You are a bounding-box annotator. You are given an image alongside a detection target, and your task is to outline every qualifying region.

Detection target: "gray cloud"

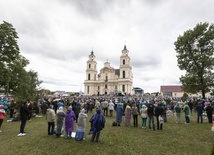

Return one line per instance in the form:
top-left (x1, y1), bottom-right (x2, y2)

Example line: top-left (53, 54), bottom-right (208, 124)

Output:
top-left (0, 0), bottom-right (213, 92)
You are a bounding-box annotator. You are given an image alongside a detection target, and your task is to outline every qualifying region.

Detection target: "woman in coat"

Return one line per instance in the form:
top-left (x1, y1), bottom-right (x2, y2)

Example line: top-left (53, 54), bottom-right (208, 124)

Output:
top-left (116, 102), bottom-right (123, 126)
top-left (183, 102), bottom-right (191, 124)
top-left (75, 109), bottom-right (88, 141)
top-left (124, 104), bottom-right (132, 127)
top-left (140, 104), bottom-right (148, 128)
top-left (65, 106), bottom-right (75, 139)
top-left (89, 108), bottom-right (105, 142)
top-left (56, 107), bottom-right (65, 137)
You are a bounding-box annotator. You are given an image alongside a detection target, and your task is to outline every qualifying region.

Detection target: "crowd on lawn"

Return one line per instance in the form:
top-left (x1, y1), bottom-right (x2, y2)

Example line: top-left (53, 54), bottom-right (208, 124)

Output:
top-left (0, 95), bottom-right (214, 141)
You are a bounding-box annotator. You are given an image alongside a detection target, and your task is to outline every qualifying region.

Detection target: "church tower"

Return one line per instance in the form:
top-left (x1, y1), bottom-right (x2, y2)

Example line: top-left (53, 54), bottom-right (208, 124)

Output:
top-left (118, 45), bottom-right (133, 94)
top-left (84, 51), bottom-right (97, 95)
top-left (84, 46), bottom-right (133, 96)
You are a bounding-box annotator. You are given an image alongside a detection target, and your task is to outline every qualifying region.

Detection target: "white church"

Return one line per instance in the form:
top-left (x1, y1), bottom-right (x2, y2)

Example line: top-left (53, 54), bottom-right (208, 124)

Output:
top-left (84, 45), bottom-right (133, 96)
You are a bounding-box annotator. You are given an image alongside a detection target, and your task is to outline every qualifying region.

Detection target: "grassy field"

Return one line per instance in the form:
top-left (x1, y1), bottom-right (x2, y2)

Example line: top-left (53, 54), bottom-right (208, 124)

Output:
top-left (0, 110), bottom-right (213, 155)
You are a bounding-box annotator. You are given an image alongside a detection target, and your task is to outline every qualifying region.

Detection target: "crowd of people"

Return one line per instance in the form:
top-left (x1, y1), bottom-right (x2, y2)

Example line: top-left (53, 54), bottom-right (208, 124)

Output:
top-left (0, 94), bottom-right (214, 141)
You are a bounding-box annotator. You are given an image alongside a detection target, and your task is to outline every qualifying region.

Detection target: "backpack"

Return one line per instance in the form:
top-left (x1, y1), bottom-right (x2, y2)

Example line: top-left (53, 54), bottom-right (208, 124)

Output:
top-left (112, 121), bottom-right (117, 126)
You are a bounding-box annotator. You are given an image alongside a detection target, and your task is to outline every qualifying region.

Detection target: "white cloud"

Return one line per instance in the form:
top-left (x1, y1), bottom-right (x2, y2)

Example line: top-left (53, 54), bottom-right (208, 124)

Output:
top-left (0, 0), bottom-right (213, 92)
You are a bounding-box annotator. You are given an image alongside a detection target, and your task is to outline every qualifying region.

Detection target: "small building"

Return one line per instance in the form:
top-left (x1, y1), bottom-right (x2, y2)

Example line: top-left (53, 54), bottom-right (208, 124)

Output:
top-left (160, 85), bottom-right (183, 97)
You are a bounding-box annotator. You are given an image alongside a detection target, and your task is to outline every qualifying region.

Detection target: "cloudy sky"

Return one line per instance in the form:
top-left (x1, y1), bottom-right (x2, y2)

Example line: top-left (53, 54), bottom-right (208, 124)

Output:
top-left (0, 0), bottom-right (213, 93)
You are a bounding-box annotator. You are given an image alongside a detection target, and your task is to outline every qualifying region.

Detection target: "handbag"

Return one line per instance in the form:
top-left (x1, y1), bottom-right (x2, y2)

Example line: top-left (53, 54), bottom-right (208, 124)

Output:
top-left (158, 116), bottom-right (164, 124)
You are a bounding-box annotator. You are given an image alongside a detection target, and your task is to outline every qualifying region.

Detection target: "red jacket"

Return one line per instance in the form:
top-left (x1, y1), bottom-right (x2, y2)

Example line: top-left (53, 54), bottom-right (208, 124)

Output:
top-left (0, 105), bottom-right (6, 119)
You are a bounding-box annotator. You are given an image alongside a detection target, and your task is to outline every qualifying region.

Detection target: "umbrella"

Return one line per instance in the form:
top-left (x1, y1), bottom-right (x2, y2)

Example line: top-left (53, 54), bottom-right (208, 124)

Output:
top-left (62, 93), bottom-right (70, 97)
top-left (53, 98), bottom-right (61, 102)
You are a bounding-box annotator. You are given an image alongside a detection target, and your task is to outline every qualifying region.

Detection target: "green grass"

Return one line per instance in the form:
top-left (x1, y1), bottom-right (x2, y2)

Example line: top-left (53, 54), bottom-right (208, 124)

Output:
top-left (0, 111), bottom-right (214, 155)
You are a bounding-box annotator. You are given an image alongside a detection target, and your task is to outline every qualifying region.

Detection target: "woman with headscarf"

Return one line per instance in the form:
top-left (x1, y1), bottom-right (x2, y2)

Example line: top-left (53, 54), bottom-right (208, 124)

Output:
top-left (140, 104), bottom-right (148, 128)
top-left (174, 102), bottom-right (182, 123)
top-left (89, 109), bottom-right (105, 142)
top-left (65, 106), bottom-right (75, 139)
top-left (124, 104), bottom-right (132, 127)
top-left (56, 107), bottom-right (65, 137)
top-left (116, 101), bottom-right (123, 126)
top-left (183, 102), bottom-right (191, 124)
top-left (75, 109), bottom-right (88, 141)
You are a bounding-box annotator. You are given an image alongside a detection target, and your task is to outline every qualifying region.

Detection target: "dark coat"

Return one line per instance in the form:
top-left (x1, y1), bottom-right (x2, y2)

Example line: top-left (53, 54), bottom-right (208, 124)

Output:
top-left (196, 104), bottom-right (203, 114)
top-left (89, 109), bottom-right (105, 134)
top-left (155, 105), bottom-right (164, 116)
top-left (20, 103), bottom-right (29, 120)
top-left (147, 103), bottom-right (155, 116)
top-left (205, 106), bottom-right (213, 116)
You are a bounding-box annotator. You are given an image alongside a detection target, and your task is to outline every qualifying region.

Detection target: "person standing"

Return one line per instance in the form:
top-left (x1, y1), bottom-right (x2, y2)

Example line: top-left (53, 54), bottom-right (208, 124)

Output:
top-left (101, 100), bottom-right (108, 116)
top-left (124, 104), bottom-right (132, 127)
top-left (174, 102), bottom-right (182, 123)
top-left (147, 102), bottom-right (155, 130)
top-left (75, 109), bottom-right (88, 141)
top-left (46, 105), bottom-right (56, 135)
top-left (140, 104), bottom-right (148, 128)
top-left (17, 102), bottom-right (30, 136)
top-left (56, 107), bottom-right (65, 138)
top-left (65, 106), bottom-right (75, 139)
top-left (0, 105), bottom-right (6, 132)
top-left (155, 103), bottom-right (164, 130)
top-left (108, 100), bottom-right (115, 117)
top-left (116, 102), bottom-right (123, 126)
top-left (196, 102), bottom-right (203, 123)
top-left (73, 101), bottom-right (81, 123)
top-left (205, 102), bottom-right (213, 123)
top-left (183, 102), bottom-right (191, 125)
top-left (132, 103), bottom-right (138, 127)
top-left (89, 108), bottom-right (105, 142)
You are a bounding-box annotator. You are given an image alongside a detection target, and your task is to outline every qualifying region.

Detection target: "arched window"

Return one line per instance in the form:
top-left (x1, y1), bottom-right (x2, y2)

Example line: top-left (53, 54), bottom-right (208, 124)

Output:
top-left (89, 64), bottom-right (91, 68)
top-left (105, 75), bottom-right (108, 82)
top-left (123, 59), bottom-right (125, 65)
top-left (123, 71), bottom-right (125, 78)
top-left (88, 74), bottom-right (90, 80)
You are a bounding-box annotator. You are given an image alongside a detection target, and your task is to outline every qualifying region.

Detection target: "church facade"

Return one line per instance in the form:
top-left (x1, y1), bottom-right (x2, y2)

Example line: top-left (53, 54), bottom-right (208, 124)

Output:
top-left (84, 45), bottom-right (133, 96)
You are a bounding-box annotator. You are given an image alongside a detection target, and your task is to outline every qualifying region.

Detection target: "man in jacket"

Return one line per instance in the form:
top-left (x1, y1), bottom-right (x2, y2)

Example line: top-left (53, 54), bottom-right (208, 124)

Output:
top-left (17, 102), bottom-right (29, 136)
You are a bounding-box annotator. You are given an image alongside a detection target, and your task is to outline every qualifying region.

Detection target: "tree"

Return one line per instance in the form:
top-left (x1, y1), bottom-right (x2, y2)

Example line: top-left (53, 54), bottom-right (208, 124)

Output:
top-left (0, 21), bottom-right (42, 102)
top-left (175, 22), bottom-right (214, 99)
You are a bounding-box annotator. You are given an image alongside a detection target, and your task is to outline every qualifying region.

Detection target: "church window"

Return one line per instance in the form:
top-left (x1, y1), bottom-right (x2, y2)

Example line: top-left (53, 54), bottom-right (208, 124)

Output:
top-left (123, 71), bottom-right (125, 78)
top-left (105, 75), bottom-right (108, 82)
top-left (89, 64), bottom-right (91, 68)
top-left (105, 84), bottom-right (107, 89)
top-left (87, 86), bottom-right (89, 94)
top-left (122, 85), bottom-right (125, 92)
top-left (123, 59), bottom-right (125, 65)
top-left (88, 74), bottom-right (90, 80)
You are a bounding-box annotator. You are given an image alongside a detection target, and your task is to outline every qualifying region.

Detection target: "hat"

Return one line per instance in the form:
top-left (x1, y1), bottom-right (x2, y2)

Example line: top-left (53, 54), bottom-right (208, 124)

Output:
top-left (0, 105), bottom-right (4, 109)
top-left (68, 106), bottom-right (72, 111)
top-left (81, 109), bottom-right (85, 113)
